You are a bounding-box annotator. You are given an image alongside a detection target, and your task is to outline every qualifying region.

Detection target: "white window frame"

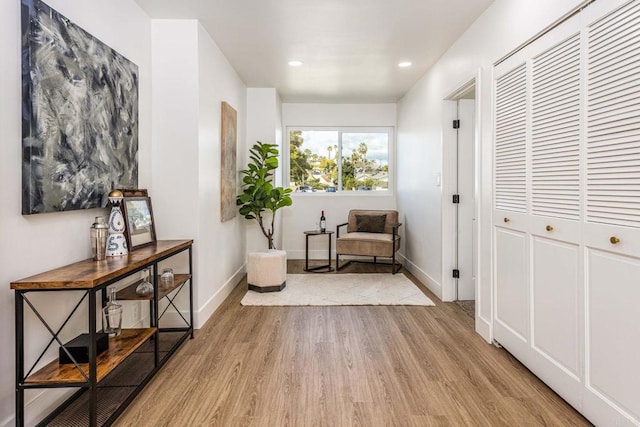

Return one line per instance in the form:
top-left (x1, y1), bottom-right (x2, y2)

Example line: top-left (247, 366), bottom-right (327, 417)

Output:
top-left (284, 126), bottom-right (395, 195)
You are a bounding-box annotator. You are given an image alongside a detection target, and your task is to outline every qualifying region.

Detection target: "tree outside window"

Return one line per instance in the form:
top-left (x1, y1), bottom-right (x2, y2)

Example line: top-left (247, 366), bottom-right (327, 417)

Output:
top-left (288, 128), bottom-right (390, 192)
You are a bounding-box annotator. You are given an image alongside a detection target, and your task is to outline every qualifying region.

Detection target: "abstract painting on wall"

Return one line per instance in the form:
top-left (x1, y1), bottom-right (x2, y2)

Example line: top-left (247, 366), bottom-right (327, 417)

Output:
top-left (21, 0), bottom-right (139, 214)
top-left (221, 101), bottom-right (237, 222)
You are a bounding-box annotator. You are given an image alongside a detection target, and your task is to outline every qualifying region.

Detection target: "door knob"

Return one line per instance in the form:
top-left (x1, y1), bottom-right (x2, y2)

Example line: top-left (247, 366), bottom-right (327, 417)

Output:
top-left (610, 236), bottom-right (620, 244)
top-left (546, 225), bottom-right (553, 232)
top-left (503, 217), bottom-right (510, 223)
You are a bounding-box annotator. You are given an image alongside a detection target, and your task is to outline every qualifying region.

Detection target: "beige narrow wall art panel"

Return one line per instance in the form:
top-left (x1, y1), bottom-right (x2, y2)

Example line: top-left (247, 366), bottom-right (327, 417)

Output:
top-left (221, 101), bottom-right (238, 222)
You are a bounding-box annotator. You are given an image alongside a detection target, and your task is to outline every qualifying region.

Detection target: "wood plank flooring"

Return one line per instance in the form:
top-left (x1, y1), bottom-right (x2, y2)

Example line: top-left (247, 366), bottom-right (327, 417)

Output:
top-left (115, 261), bottom-right (590, 426)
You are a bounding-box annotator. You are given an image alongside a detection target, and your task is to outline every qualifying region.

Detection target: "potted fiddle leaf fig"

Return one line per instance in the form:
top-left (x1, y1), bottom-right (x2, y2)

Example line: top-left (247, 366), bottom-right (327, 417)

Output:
top-left (236, 141), bottom-right (293, 250)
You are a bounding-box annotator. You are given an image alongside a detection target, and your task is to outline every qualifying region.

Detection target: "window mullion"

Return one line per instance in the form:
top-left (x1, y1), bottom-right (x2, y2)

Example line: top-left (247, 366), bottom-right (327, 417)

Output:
top-left (338, 130), bottom-right (343, 191)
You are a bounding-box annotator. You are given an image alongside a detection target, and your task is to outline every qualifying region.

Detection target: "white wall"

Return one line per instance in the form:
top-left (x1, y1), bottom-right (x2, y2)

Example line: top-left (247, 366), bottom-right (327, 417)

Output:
top-left (281, 103), bottom-right (397, 259)
top-left (0, 1), bottom-right (152, 425)
top-left (152, 20), bottom-right (247, 328)
top-left (245, 88), bottom-right (282, 252)
top-left (196, 24), bottom-right (248, 323)
top-left (396, 0), bottom-right (584, 340)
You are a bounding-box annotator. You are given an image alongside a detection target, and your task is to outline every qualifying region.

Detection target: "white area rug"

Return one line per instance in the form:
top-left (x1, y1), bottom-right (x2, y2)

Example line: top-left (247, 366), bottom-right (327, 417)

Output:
top-left (241, 273), bottom-right (435, 306)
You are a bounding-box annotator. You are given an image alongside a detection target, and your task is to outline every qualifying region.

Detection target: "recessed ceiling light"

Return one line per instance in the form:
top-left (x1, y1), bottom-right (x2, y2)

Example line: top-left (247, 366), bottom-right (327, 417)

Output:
top-left (288, 60), bottom-right (304, 67)
top-left (398, 61), bottom-right (412, 68)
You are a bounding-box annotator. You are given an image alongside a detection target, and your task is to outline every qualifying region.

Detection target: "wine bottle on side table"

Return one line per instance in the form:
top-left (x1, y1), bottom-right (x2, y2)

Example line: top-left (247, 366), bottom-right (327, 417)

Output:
top-left (320, 210), bottom-right (326, 233)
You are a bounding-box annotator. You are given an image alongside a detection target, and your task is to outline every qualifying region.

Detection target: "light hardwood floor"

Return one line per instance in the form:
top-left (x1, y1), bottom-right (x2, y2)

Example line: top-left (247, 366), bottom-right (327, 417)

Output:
top-left (116, 261), bottom-right (591, 426)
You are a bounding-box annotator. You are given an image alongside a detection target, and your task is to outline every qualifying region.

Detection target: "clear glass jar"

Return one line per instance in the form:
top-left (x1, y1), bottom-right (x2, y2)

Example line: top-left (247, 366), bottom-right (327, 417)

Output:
top-left (103, 287), bottom-right (122, 337)
top-left (160, 268), bottom-right (174, 289)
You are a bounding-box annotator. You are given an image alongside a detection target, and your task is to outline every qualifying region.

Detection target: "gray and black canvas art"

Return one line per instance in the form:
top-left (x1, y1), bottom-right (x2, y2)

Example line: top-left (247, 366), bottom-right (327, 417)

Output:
top-left (21, 0), bottom-right (139, 214)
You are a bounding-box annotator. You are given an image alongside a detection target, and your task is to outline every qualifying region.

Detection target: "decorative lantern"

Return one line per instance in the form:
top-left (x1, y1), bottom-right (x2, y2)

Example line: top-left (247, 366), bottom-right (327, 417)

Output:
top-left (106, 190), bottom-right (128, 256)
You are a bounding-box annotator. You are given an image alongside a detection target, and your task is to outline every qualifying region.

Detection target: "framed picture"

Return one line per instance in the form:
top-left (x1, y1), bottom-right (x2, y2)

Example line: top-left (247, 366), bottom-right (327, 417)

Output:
top-left (119, 188), bottom-right (148, 198)
top-left (21, 0), bottom-right (139, 214)
top-left (122, 197), bottom-right (156, 249)
top-left (220, 101), bottom-right (237, 222)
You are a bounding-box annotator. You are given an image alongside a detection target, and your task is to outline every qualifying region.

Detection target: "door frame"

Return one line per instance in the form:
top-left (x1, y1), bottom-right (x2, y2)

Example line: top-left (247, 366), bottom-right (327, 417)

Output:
top-left (442, 77), bottom-right (479, 302)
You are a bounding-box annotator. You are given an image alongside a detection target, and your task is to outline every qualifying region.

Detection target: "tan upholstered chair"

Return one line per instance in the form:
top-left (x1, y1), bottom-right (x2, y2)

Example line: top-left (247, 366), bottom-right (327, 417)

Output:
top-left (336, 209), bottom-right (402, 273)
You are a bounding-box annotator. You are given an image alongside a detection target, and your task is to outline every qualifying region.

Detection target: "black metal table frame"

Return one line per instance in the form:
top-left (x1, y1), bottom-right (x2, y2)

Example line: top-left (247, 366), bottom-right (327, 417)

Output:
top-left (15, 245), bottom-right (194, 427)
top-left (304, 230), bottom-right (334, 272)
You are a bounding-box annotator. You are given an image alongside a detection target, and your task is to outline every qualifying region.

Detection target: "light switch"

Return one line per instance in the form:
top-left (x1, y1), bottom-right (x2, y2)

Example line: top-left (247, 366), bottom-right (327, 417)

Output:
top-left (436, 173), bottom-right (441, 187)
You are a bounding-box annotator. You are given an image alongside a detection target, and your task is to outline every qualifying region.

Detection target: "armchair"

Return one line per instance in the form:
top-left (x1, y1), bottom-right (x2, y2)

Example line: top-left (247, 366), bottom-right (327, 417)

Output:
top-left (336, 209), bottom-right (402, 273)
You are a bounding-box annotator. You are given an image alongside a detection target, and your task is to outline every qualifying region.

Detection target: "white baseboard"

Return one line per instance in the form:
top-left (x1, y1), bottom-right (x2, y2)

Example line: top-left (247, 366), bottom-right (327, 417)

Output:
top-left (286, 249), bottom-right (335, 260)
top-left (476, 314), bottom-right (493, 344)
top-left (398, 253), bottom-right (442, 300)
top-left (194, 263), bottom-right (246, 329)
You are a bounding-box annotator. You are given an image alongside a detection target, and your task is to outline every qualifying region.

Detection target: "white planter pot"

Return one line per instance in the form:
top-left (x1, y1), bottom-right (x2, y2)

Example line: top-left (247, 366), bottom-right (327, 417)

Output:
top-left (246, 250), bottom-right (287, 292)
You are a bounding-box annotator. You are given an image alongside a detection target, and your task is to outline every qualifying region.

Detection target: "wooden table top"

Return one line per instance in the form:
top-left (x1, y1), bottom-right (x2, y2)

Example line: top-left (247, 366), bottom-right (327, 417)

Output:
top-left (11, 240), bottom-right (193, 290)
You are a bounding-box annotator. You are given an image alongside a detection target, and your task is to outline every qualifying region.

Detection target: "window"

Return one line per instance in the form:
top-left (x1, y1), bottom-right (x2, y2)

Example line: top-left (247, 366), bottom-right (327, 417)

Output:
top-left (287, 127), bottom-right (392, 193)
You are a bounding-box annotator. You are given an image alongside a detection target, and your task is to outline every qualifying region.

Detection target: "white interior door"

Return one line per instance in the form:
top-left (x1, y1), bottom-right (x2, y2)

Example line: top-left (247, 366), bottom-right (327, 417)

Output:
top-left (457, 99), bottom-right (475, 300)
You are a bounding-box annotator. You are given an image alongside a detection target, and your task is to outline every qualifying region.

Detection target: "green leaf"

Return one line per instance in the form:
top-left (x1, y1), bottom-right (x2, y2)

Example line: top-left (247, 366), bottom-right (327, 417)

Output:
top-left (265, 157), bottom-right (279, 169)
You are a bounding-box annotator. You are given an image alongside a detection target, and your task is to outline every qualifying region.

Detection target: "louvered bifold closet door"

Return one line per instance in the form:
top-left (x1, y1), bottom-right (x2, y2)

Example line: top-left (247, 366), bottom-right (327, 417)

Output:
top-left (493, 63), bottom-right (530, 364)
top-left (527, 33), bottom-right (583, 410)
top-left (582, 1), bottom-right (640, 425)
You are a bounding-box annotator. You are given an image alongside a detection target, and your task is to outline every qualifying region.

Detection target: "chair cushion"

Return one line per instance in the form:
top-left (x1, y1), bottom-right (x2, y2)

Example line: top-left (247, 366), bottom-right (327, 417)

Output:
top-left (355, 214), bottom-right (387, 233)
top-left (336, 232), bottom-right (400, 258)
top-left (347, 209), bottom-right (399, 234)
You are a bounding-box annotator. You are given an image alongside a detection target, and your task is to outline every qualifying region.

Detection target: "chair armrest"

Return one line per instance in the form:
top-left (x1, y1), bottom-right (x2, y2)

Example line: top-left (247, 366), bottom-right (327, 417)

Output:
top-left (336, 222), bottom-right (349, 238)
top-left (392, 222), bottom-right (403, 237)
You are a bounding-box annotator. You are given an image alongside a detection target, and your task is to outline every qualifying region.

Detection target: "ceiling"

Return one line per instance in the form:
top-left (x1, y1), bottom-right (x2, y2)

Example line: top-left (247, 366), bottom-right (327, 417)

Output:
top-left (135, 0), bottom-right (494, 103)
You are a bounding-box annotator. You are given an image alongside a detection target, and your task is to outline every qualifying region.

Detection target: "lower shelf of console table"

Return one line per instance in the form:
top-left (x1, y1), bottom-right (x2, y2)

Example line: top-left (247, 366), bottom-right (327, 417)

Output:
top-left (42, 330), bottom-right (189, 427)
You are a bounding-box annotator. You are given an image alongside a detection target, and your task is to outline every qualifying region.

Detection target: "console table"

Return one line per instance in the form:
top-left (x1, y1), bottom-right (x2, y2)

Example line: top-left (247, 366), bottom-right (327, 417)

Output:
top-left (11, 240), bottom-right (194, 426)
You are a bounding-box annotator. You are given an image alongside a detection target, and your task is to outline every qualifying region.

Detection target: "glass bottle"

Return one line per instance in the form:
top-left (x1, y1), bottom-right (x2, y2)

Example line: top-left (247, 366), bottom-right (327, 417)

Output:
top-left (103, 287), bottom-right (123, 337)
top-left (320, 210), bottom-right (326, 232)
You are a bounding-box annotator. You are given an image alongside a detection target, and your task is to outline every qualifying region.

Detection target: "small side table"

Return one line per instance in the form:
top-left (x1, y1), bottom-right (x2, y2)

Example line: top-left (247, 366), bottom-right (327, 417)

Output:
top-left (304, 230), bottom-right (335, 272)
